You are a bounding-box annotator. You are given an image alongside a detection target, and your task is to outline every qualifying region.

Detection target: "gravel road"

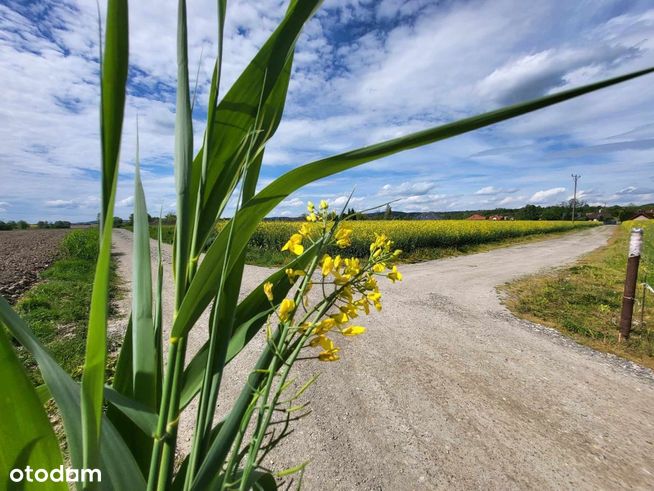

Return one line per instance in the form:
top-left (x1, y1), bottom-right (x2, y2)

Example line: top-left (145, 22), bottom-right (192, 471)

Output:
top-left (111, 226), bottom-right (654, 490)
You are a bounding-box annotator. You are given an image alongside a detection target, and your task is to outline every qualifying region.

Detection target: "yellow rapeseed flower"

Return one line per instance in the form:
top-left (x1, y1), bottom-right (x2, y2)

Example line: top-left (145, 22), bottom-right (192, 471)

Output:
top-left (263, 281), bottom-right (274, 302)
top-left (285, 268), bottom-right (305, 283)
top-left (315, 318), bottom-right (337, 334)
top-left (367, 291), bottom-right (382, 311)
top-left (335, 226), bottom-right (352, 248)
top-left (321, 254), bottom-right (333, 276)
top-left (278, 298), bottom-right (295, 322)
top-left (319, 199), bottom-right (329, 210)
top-left (318, 350), bottom-right (340, 362)
top-left (387, 265), bottom-right (402, 283)
top-left (281, 233), bottom-right (304, 255)
top-left (339, 303), bottom-right (358, 319)
top-left (356, 297), bottom-right (370, 315)
top-left (311, 335), bottom-right (340, 362)
top-left (344, 257), bottom-right (361, 275)
top-left (299, 222), bottom-right (312, 237)
top-left (330, 311), bottom-right (349, 324)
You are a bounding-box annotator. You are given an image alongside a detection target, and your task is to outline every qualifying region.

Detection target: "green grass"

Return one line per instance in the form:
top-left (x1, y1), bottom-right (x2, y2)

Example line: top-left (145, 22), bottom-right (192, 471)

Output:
top-left (11, 228), bottom-right (118, 385)
top-left (502, 221), bottom-right (654, 369)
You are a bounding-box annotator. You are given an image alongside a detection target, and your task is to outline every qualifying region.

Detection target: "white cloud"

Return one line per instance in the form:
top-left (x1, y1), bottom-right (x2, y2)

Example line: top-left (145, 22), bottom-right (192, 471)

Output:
top-left (118, 196), bottom-right (135, 207)
top-left (474, 186), bottom-right (518, 195)
top-left (378, 181), bottom-right (436, 196)
top-left (529, 187), bottom-right (566, 203)
top-left (45, 199), bottom-right (78, 209)
top-left (498, 195), bottom-right (527, 206)
top-left (617, 186), bottom-right (654, 195)
top-left (477, 45), bottom-right (639, 105)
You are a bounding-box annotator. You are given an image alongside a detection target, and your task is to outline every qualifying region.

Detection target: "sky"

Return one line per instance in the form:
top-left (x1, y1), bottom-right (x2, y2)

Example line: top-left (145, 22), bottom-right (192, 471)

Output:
top-left (1, 0), bottom-right (654, 222)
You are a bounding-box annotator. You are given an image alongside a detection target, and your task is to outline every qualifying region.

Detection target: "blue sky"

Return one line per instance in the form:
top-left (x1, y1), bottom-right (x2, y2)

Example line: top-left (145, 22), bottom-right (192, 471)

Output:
top-left (1, 0), bottom-right (654, 222)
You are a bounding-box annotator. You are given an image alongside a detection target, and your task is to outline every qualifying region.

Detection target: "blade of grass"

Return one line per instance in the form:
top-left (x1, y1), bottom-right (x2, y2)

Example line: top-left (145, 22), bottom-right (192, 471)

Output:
top-left (132, 118), bottom-right (157, 411)
top-left (80, 0), bottom-right (128, 481)
top-left (0, 327), bottom-right (66, 490)
top-left (150, 1), bottom-right (194, 487)
top-left (0, 297), bottom-right (146, 490)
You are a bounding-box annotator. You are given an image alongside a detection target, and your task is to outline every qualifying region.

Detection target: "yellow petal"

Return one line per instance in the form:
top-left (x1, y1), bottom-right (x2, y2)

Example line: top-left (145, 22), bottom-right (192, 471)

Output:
top-left (278, 298), bottom-right (296, 322)
top-left (342, 325), bottom-right (366, 336)
top-left (263, 281), bottom-right (274, 302)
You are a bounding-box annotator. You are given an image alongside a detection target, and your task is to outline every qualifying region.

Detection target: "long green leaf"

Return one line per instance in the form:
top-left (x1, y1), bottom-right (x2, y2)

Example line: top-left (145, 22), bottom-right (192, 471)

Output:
top-left (81, 0), bottom-right (129, 479)
top-left (0, 328), bottom-right (66, 491)
top-left (103, 386), bottom-right (158, 436)
top-left (132, 124), bottom-right (157, 411)
top-left (99, 0), bottom-right (128, 229)
top-left (173, 0), bottom-right (194, 300)
top-left (0, 297), bottom-right (146, 490)
top-left (173, 66), bottom-right (654, 339)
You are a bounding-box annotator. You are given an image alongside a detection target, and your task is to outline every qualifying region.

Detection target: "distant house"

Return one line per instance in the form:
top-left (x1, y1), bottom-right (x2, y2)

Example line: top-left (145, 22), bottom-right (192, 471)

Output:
top-left (488, 215), bottom-right (505, 221)
top-left (630, 211), bottom-right (654, 221)
top-left (586, 209), bottom-right (612, 222)
top-left (467, 214), bottom-right (486, 220)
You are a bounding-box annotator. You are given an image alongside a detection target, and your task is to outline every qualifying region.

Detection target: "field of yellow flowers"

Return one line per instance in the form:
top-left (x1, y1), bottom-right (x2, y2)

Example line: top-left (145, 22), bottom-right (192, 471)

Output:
top-left (246, 220), bottom-right (595, 257)
top-left (152, 220), bottom-right (596, 263)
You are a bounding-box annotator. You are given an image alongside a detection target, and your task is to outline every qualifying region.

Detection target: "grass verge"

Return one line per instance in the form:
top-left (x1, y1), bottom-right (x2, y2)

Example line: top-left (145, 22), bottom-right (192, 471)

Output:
top-left (501, 221), bottom-right (654, 369)
top-left (12, 228), bottom-right (118, 385)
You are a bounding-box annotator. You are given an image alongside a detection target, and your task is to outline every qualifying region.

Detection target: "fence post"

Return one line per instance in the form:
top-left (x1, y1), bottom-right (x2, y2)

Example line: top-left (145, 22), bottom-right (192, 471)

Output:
top-left (619, 228), bottom-right (643, 341)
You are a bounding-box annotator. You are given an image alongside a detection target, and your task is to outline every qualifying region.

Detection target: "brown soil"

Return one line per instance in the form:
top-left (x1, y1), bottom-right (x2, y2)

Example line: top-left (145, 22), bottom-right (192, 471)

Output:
top-left (0, 229), bottom-right (69, 303)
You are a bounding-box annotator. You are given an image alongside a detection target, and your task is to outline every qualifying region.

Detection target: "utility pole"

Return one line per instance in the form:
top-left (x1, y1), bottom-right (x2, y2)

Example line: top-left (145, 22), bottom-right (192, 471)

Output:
top-left (571, 174), bottom-right (580, 223)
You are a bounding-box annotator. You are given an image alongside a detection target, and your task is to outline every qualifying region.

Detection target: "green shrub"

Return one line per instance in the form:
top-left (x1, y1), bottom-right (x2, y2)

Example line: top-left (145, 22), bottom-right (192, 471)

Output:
top-left (61, 228), bottom-right (99, 260)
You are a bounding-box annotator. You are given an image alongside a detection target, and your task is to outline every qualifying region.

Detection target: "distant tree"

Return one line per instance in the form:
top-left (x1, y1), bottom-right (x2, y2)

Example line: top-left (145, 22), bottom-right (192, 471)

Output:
top-left (0, 221), bottom-right (10, 231)
top-left (516, 204), bottom-right (541, 220)
top-left (384, 204), bottom-right (392, 220)
top-left (37, 220), bottom-right (48, 229)
top-left (344, 207), bottom-right (365, 220)
top-left (163, 213), bottom-right (176, 225)
top-left (52, 221), bottom-right (71, 229)
top-left (113, 216), bottom-right (124, 227)
top-left (16, 220), bottom-right (29, 229)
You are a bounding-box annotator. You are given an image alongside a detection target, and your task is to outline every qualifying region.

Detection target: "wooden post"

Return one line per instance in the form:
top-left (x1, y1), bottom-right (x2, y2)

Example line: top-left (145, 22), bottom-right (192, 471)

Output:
top-left (619, 228), bottom-right (643, 341)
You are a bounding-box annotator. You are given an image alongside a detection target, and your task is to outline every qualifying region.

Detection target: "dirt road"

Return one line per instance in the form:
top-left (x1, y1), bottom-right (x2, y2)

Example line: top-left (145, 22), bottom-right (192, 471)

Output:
top-left (111, 226), bottom-right (654, 490)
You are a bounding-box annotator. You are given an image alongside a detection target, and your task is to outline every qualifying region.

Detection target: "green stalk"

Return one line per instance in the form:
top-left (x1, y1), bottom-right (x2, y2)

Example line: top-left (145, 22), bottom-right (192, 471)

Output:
top-left (158, 337), bottom-right (188, 489)
top-left (147, 339), bottom-right (180, 491)
top-left (238, 324), bottom-right (289, 489)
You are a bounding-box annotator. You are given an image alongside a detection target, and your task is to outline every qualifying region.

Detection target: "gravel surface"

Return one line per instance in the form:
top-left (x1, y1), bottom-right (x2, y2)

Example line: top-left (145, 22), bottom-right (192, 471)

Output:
top-left (0, 229), bottom-right (69, 303)
top-left (112, 226), bottom-right (654, 490)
